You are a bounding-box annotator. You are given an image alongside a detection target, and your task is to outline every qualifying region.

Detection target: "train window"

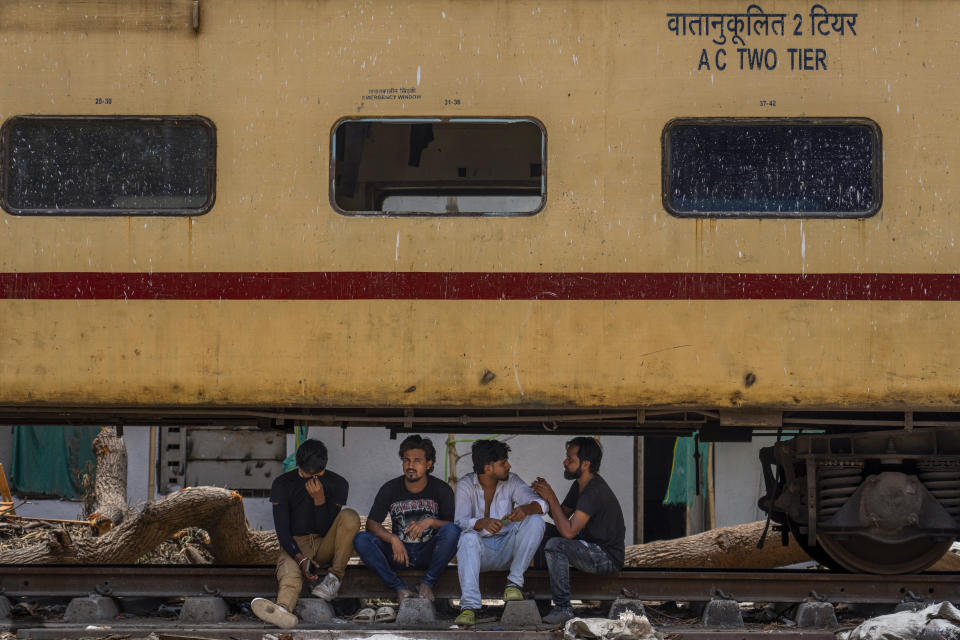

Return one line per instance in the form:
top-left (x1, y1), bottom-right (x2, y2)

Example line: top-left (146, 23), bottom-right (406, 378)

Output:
top-left (662, 118), bottom-right (881, 218)
top-left (331, 118), bottom-right (545, 216)
top-left (1, 116), bottom-right (215, 216)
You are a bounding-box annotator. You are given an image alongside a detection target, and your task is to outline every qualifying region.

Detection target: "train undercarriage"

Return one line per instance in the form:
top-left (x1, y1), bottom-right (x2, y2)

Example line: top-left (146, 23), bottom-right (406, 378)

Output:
top-left (0, 406), bottom-right (957, 574)
top-left (758, 427), bottom-right (960, 574)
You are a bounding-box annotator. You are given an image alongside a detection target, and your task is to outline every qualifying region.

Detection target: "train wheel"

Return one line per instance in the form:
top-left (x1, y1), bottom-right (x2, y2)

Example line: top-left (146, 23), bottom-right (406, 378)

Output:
top-left (785, 518), bottom-right (845, 570)
top-left (817, 534), bottom-right (953, 574)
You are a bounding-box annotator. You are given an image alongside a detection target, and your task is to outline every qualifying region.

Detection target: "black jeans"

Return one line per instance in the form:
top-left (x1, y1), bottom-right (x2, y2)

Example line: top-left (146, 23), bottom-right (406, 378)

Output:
top-left (538, 526), bottom-right (618, 608)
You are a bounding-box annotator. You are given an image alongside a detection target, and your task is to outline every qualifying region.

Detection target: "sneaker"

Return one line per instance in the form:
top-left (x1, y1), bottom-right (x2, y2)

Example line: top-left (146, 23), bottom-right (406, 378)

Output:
top-left (250, 597), bottom-right (298, 628)
top-left (502, 585), bottom-right (524, 601)
top-left (454, 609), bottom-right (477, 626)
top-left (542, 606), bottom-right (575, 626)
top-left (311, 572), bottom-right (341, 600)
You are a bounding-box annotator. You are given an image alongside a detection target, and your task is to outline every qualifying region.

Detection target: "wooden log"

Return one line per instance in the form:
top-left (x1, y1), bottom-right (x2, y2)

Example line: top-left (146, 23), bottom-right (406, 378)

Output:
top-left (0, 486), bottom-right (278, 564)
top-left (88, 427), bottom-right (129, 533)
top-left (182, 544), bottom-right (211, 565)
top-left (624, 520), bottom-right (811, 569)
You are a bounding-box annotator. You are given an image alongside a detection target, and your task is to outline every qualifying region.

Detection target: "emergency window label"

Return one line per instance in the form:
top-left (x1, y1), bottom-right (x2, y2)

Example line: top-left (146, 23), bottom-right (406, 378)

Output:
top-left (666, 4), bottom-right (858, 72)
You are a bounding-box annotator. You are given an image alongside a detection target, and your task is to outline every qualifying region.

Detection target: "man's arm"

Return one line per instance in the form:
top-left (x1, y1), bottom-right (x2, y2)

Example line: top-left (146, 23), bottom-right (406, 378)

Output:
top-left (365, 484), bottom-right (411, 566)
top-left (510, 474), bottom-right (548, 515)
top-left (554, 509), bottom-right (591, 539)
top-left (454, 477), bottom-right (480, 531)
top-left (273, 499), bottom-right (319, 582)
top-left (365, 485), bottom-right (395, 542)
top-left (311, 476), bottom-right (345, 535)
top-left (406, 483), bottom-right (456, 538)
top-left (272, 500), bottom-right (302, 559)
top-left (432, 481), bottom-right (457, 529)
top-left (367, 518), bottom-right (411, 566)
top-left (531, 478), bottom-right (591, 539)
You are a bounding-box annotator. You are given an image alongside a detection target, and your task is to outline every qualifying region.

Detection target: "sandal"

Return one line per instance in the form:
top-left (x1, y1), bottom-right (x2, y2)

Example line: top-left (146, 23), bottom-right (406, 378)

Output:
top-left (375, 605), bottom-right (397, 623)
top-left (353, 607), bottom-right (376, 623)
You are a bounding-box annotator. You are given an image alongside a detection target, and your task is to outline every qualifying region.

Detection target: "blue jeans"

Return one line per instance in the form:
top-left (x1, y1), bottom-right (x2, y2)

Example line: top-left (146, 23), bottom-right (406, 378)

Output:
top-left (354, 523), bottom-right (461, 591)
top-left (456, 514), bottom-right (545, 610)
top-left (544, 536), bottom-right (618, 608)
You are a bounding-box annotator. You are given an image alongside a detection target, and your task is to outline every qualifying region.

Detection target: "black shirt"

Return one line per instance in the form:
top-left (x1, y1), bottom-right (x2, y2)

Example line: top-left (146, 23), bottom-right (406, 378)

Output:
top-left (561, 474), bottom-right (626, 567)
top-left (368, 475), bottom-right (455, 544)
top-left (270, 468), bottom-right (349, 559)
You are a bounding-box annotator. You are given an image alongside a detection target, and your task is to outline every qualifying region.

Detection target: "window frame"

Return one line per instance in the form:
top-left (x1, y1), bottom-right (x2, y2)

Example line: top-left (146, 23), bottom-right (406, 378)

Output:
top-left (0, 115), bottom-right (217, 217)
top-left (661, 117), bottom-right (882, 219)
top-left (329, 116), bottom-right (547, 217)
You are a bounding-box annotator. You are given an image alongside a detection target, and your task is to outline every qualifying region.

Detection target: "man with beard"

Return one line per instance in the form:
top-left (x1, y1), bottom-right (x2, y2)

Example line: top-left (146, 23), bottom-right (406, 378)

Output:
top-left (251, 439), bottom-right (360, 628)
top-left (453, 439), bottom-right (546, 627)
top-left (531, 437), bottom-right (625, 625)
top-left (354, 435), bottom-right (460, 608)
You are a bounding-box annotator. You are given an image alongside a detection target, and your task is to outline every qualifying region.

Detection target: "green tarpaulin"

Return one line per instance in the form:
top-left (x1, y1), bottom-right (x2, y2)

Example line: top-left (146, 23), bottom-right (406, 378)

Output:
top-left (282, 426), bottom-right (310, 472)
top-left (663, 436), bottom-right (711, 506)
top-left (12, 426), bottom-right (99, 499)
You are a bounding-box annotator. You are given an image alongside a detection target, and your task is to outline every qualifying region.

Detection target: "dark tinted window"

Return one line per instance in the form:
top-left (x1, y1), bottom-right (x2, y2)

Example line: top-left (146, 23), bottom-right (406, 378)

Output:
top-left (332, 118), bottom-right (545, 216)
top-left (663, 119), bottom-right (881, 218)
top-left (1, 116), bottom-right (215, 215)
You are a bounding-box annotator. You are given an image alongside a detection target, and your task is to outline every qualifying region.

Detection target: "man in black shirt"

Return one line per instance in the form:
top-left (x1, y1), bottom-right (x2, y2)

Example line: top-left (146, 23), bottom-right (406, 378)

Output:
top-left (532, 437), bottom-right (625, 626)
top-left (354, 435), bottom-right (460, 607)
top-left (251, 439), bottom-right (361, 628)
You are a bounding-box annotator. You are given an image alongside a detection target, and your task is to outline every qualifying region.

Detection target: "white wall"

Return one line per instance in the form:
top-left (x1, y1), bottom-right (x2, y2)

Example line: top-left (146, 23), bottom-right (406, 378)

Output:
top-left (304, 428), bottom-right (637, 543)
top-left (0, 425), bottom-right (773, 537)
top-left (713, 437), bottom-right (776, 528)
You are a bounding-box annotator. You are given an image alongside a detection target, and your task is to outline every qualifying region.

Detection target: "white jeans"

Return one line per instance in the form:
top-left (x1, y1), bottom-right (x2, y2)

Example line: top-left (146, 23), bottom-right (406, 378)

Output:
top-left (456, 514), bottom-right (545, 610)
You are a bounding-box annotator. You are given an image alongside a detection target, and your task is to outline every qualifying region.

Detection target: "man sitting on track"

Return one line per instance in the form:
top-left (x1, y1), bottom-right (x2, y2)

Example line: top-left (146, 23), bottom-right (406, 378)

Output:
top-left (532, 436), bottom-right (625, 625)
top-left (453, 439), bottom-right (546, 627)
top-left (251, 438), bottom-right (361, 628)
top-left (353, 435), bottom-right (461, 620)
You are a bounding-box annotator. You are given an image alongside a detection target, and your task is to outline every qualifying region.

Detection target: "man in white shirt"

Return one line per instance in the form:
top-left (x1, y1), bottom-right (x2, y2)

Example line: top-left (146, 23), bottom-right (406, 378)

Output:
top-left (453, 440), bottom-right (546, 626)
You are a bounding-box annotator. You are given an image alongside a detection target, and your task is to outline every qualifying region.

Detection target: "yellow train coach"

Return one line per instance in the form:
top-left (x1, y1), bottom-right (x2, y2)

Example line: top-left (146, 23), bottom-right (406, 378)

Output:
top-left (1, 0), bottom-right (959, 573)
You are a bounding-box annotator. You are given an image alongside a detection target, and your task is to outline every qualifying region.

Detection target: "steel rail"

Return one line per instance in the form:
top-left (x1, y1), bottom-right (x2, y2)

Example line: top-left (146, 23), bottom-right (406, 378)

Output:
top-left (0, 566), bottom-right (955, 603)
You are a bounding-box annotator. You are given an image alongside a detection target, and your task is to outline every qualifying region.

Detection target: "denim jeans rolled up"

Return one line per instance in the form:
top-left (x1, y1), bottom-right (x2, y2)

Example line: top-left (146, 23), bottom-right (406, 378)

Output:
top-left (456, 514), bottom-right (545, 610)
top-left (354, 522), bottom-right (461, 591)
top-left (544, 536), bottom-right (618, 608)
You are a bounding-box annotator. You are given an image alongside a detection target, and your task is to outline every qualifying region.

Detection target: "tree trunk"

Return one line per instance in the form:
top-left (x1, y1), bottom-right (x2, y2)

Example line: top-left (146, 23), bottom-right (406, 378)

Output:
top-left (624, 520), bottom-right (960, 570)
top-left (625, 520), bottom-right (810, 569)
top-left (89, 427), bottom-right (129, 533)
top-left (0, 486), bottom-right (278, 564)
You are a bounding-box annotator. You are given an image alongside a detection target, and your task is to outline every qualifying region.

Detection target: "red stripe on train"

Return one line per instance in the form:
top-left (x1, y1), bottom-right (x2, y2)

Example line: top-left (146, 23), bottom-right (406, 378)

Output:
top-left (0, 272), bottom-right (959, 300)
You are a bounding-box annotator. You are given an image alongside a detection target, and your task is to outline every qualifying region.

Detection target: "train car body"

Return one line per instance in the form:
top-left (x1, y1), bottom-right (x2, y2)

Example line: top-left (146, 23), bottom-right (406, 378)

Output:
top-left (1, 0), bottom-right (959, 572)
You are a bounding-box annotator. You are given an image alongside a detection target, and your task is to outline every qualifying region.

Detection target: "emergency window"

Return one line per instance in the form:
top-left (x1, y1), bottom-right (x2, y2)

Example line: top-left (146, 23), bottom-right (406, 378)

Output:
top-left (662, 118), bottom-right (881, 218)
top-left (332, 118), bottom-right (545, 216)
top-left (1, 116), bottom-right (215, 216)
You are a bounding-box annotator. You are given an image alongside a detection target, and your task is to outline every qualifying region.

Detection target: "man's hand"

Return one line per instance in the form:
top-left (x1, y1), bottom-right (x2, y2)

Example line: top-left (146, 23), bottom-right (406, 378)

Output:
top-left (390, 536), bottom-right (410, 566)
top-left (474, 517), bottom-right (504, 534)
top-left (305, 477), bottom-right (326, 506)
top-left (506, 505), bottom-right (529, 522)
top-left (531, 477), bottom-right (559, 505)
top-left (295, 553), bottom-right (319, 583)
top-left (404, 518), bottom-right (434, 541)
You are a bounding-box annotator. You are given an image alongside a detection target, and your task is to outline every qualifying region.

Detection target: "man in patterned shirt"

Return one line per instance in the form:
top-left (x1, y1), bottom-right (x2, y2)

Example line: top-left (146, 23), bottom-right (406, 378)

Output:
top-left (354, 435), bottom-right (460, 604)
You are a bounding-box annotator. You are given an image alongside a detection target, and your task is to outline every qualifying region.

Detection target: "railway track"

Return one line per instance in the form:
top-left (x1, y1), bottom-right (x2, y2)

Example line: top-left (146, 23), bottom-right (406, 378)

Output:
top-left (0, 565), bottom-right (955, 603)
top-left (0, 566), bottom-right (952, 640)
